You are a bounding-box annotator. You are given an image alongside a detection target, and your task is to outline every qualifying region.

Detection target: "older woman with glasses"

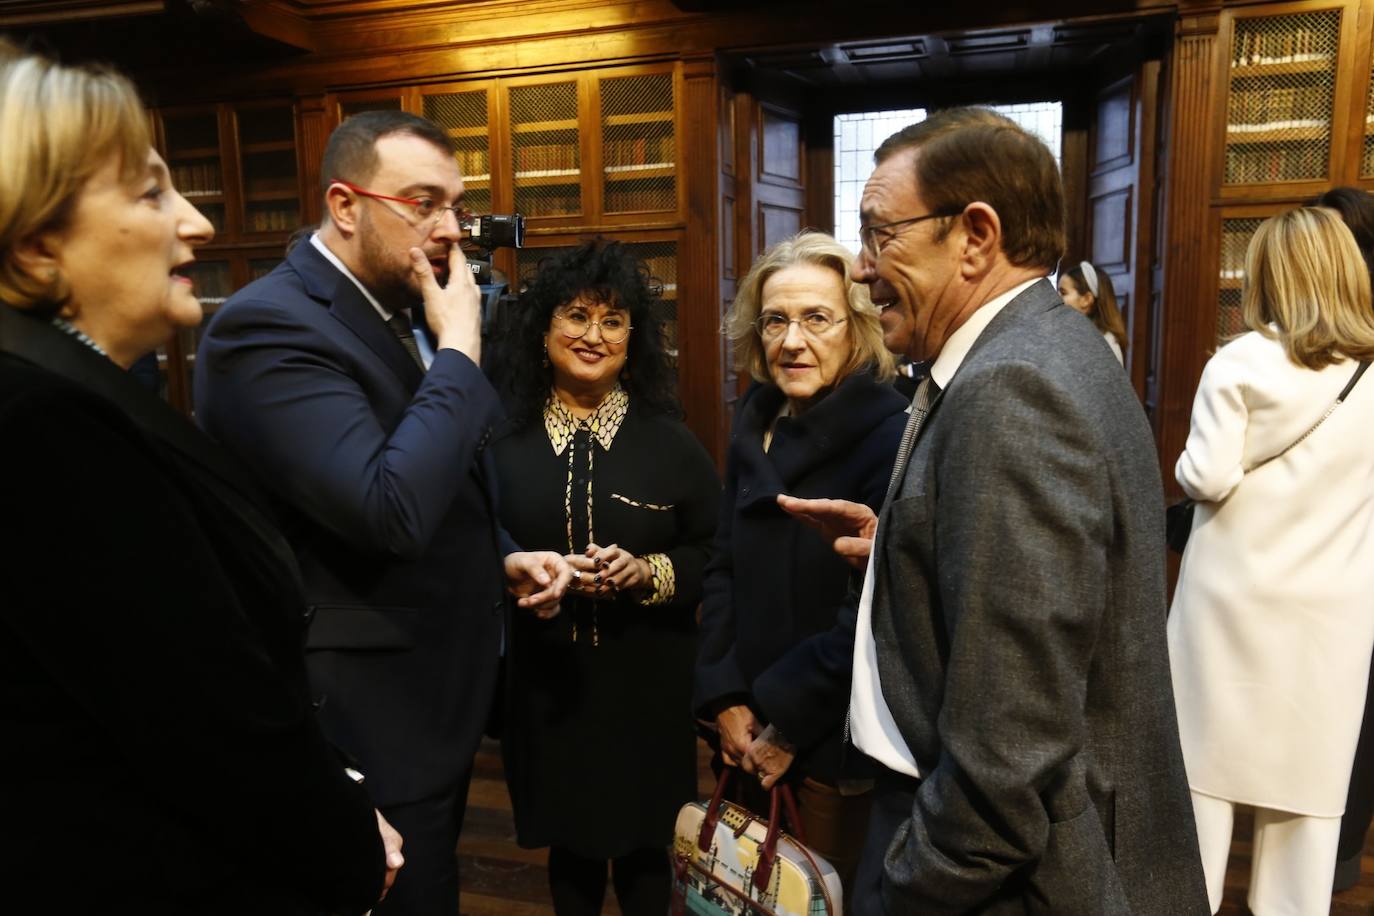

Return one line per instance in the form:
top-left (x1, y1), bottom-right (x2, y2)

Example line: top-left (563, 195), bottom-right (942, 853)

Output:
top-left (0, 43), bottom-right (396, 912)
top-left (491, 240), bottom-right (718, 916)
top-left (694, 230), bottom-right (907, 894)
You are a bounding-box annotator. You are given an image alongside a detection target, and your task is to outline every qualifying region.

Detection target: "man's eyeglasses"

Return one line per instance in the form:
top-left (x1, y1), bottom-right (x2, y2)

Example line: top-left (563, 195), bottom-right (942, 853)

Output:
top-left (331, 178), bottom-right (469, 233)
top-left (553, 308), bottom-right (632, 344)
top-left (859, 208), bottom-right (963, 261)
top-left (754, 312), bottom-right (848, 341)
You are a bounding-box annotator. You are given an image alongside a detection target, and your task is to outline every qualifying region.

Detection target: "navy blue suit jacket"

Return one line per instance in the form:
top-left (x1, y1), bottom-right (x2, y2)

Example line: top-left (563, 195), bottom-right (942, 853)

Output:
top-left (195, 240), bottom-right (512, 806)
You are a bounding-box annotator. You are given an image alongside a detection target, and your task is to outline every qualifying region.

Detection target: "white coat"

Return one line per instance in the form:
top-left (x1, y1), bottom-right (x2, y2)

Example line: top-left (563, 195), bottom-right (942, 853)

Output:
top-left (1168, 329), bottom-right (1374, 816)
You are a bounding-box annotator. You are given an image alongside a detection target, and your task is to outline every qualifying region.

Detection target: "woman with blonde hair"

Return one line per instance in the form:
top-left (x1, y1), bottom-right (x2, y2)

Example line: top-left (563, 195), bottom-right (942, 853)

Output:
top-left (0, 44), bottom-right (396, 912)
top-left (1058, 259), bottom-right (1128, 363)
top-left (1168, 206), bottom-right (1374, 915)
top-left (694, 230), bottom-right (907, 894)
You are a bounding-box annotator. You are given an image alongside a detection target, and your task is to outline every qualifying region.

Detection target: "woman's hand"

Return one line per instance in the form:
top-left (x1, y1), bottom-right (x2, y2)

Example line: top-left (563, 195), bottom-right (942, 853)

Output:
top-left (716, 704), bottom-right (761, 767)
top-left (574, 543), bottom-right (648, 596)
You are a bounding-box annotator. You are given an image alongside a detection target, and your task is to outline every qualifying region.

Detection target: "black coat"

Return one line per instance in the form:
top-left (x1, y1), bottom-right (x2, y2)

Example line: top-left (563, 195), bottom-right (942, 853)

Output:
top-left (694, 372), bottom-right (907, 782)
top-left (493, 399), bottom-right (719, 856)
top-left (0, 306), bottom-right (384, 914)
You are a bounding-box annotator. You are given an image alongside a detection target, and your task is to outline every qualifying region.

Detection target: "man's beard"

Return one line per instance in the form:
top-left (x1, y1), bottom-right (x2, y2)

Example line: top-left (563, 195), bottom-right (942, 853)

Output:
top-left (357, 211), bottom-right (425, 312)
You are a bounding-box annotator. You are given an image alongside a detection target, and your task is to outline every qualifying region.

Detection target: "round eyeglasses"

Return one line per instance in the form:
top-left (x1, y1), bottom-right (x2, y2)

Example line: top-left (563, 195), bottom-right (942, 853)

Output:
top-left (331, 178), bottom-right (470, 234)
top-left (554, 309), bottom-right (632, 344)
top-left (754, 312), bottom-right (848, 341)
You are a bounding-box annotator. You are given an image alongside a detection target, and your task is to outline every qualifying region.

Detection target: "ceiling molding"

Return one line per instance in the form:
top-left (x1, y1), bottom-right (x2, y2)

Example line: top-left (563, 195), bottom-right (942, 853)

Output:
top-left (0, 0), bottom-right (163, 25)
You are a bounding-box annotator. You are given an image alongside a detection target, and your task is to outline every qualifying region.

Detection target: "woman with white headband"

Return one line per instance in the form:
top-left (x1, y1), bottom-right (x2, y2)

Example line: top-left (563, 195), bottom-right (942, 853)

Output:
top-left (1058, 260), bottom-right (1127, 365)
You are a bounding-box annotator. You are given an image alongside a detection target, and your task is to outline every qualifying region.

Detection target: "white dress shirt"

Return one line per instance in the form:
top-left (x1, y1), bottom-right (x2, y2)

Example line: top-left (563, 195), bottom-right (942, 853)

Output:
top-left (850, 276), bottom-right (1046, 778)
top-left (310, 233), bottom-right (434, 368)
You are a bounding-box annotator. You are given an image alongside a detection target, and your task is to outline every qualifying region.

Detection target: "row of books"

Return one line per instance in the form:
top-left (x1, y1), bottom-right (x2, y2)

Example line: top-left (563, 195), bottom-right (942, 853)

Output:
top-left (514, 143), bottom-right (579, 172)
top-left (1218, 225), bottom-right (1259, 280)
top-left (517, 192), bottom-right (581, 217)
top-left (605, 187), bottom-right (675, 212)
top-left (1231, 27), bottom-right (1333, 68)
top-left (603, 136), bottom-right (674, 168)
top-left (247, 206), bottom-right (300, 233)
top-left (454, 148), bottom-right (489, 177)
top-left (1227, 87), bottom-right (1331, 132)
top-left (172, 162), bottom-right (223, 197)
top-left (1225, 146), bottom-right (1326, 183)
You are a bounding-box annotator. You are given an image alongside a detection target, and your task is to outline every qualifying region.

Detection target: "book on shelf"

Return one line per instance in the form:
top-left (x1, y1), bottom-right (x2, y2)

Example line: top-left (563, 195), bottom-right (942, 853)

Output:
top-left (1231, 26), bottom-right (1333, 68)
top-left (603, 135), bottom-right (674, 168)
top-left (1226, 85), bottom-right (1330, 133)
top-left (515, 142), bottom-right (578, 172)
top-left (172, 162), bottom-right (223, 196)
top-left (1226, 144), bottom-right (1327, 183)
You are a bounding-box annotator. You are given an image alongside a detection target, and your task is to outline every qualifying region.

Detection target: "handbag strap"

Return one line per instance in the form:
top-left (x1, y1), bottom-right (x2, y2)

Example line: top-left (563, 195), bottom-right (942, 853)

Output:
top-left (1260, 359), bottom-right (1369, 470)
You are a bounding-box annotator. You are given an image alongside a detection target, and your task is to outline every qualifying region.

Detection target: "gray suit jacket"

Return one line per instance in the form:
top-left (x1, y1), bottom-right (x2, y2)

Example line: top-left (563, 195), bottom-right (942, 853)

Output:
top-left (869, 279), bottom-right (1208, 914)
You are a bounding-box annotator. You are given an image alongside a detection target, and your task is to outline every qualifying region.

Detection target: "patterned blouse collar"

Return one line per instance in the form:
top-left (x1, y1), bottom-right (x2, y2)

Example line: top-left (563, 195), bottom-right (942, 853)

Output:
top-left (544, 384), bottom-right (629, 456)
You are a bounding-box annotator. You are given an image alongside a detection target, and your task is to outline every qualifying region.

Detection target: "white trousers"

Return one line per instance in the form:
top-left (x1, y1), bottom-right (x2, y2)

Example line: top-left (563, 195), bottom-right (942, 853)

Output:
top-left (1191, 790), bottom-right (1342, 916)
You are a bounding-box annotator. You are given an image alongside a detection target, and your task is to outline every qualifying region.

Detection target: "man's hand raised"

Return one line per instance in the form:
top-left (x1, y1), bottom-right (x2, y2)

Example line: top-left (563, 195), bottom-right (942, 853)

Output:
top-left (410, 244), bottom-right (481, 362)
top-left (776, 494), bottom-right (877, 569)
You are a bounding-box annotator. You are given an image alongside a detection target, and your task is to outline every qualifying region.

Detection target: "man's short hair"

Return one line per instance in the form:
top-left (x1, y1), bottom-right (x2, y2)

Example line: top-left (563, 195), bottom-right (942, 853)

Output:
top-left (319, 110), bottom-right (454, 196)
top-left (875, 106), bottom-right (1066, 271)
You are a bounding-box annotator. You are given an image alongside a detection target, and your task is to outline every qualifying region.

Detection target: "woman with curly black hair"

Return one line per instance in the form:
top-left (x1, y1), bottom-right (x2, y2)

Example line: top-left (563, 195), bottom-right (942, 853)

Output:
top-left (491, 240), bottom-right (719, 916)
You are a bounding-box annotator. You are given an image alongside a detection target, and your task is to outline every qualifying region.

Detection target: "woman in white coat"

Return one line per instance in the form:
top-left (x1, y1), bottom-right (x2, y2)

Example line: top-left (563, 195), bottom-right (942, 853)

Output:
top-left (1169, 206), bottom-right (1374, 916)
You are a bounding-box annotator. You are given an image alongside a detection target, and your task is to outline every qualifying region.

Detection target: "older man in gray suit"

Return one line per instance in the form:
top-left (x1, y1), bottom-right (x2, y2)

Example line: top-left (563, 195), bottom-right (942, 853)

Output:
top-left (778, 109), bottom-right (1209, 915)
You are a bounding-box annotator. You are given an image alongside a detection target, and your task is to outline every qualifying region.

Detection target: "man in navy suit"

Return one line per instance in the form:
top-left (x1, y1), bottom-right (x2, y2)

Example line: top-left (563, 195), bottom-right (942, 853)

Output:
top-left (195, 110), bottom-right (570, 916)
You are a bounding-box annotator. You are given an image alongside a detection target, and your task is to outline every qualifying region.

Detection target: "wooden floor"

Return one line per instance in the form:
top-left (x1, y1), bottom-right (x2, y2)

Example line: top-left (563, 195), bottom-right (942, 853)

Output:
top-left (456, 737), bottom-right (1374, 915)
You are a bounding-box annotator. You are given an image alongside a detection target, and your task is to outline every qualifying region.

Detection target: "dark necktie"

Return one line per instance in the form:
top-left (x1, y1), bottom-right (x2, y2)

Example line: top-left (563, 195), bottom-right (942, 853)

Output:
top-left (884, 376), bottom-right (940, 503)
top-left (387, 311), bottom-right (424, 369)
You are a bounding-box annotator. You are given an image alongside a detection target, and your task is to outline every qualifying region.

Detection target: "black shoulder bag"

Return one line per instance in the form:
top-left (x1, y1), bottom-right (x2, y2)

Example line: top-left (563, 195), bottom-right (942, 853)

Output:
top-left (1167, 359), bottom-right (1370, 554)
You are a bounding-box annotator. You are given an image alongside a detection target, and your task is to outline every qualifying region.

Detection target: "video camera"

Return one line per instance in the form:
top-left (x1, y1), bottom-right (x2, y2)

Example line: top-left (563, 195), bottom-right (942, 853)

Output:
top-left (458, 214), bottom-right (525, 344)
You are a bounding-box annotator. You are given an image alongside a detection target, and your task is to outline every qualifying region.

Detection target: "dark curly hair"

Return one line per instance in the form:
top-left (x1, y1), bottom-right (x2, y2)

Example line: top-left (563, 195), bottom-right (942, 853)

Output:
top-left (498, 240), bottom-right (680, 426)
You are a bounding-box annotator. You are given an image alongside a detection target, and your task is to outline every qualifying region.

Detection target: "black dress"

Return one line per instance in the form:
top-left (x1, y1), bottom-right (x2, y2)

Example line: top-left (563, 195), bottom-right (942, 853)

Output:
top-left (494, 387), bottom-right (720, 857)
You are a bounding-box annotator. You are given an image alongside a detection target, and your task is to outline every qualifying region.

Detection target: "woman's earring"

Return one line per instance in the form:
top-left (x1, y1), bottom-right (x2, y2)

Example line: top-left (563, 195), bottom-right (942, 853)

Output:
top-left (542, 342), bottom-right (550, 368)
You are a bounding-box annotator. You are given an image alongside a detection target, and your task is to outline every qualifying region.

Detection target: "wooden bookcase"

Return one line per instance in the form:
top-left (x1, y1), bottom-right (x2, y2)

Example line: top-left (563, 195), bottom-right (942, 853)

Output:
top-left (154, 100), bottom-right (301, 414)
top-left (1200, 0), bottom-right (1372, 351)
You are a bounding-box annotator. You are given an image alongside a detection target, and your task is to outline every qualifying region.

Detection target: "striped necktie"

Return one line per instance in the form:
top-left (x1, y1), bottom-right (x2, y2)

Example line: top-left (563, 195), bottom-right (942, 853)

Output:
top-left (387, 311), bottom-right (425, 369)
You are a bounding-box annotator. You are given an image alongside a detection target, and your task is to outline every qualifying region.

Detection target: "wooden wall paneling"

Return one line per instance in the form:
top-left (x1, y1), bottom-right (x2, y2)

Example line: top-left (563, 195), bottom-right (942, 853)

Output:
top-left (804, 108), bottom-right (835, 234)
top-left (718, 78), bottom-right (742, 432)
top-left (1131, 57), bottom-right (1162, 400)
top-left (681, 57), bottom-right (726, 464)
top-left (582, 73), bottom-right (606, 224)
top-left (731, 89), bottom-right (755, 400)
top-left (753, 102), bottom-right (805, 252)
top-left (1156, 12), bottom-right (1221, 494)
top-left (1345, 0), bottom-right (1374, 187)
top-left (1087, 74), bottom-right (1142, 389)
top-left (297, 94), bottom-right (329, 227)
top-left (1060, 96), bottom-right (1092, 270)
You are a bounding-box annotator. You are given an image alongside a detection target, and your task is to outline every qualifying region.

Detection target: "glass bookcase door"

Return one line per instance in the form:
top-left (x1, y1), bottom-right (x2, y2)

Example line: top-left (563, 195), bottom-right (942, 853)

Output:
top-left (423, 89), bottom-right (494, 216)
top-left (1217, 217), bottom-right (1264, 344)
top-left (516, 241), bottom-right (678, 360)
top-left (163, 111), bottom-right (226, 235)
top-left (509, 81), bottom-right (582, 220)
top-left (237, 105), bottom-right (301, 236)
top-left (1362, 40), bottom-right (1374, 177)
top-left (1223, 9), bottom-right (1341, 186)
top-left (599, 73), bottom-right (677, 216)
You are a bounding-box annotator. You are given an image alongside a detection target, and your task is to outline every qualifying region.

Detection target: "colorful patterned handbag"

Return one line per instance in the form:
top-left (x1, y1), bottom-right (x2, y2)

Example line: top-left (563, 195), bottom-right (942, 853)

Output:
top-left (670, 767), bottom-right (842, 916)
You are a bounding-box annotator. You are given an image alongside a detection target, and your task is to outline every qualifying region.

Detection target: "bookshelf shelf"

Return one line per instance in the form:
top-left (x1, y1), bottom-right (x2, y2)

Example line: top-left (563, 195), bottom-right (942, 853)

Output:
top-left (241, 140), bottom-right (297, 154)
top-left (512, 119), bottom-right (579, 134)
top-left (447, 126), bottom-right (488, 139)
top-left (1230, 57), bottom-right (1335, 78)
top-left (1226, 125), bottom-right (1329, 143)
top-left (514, 170), bottom-right (582, 185)
top-left (604, 111), bottom-right (673, 127)
top-left (605, 164), bottom-right (676, 179)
